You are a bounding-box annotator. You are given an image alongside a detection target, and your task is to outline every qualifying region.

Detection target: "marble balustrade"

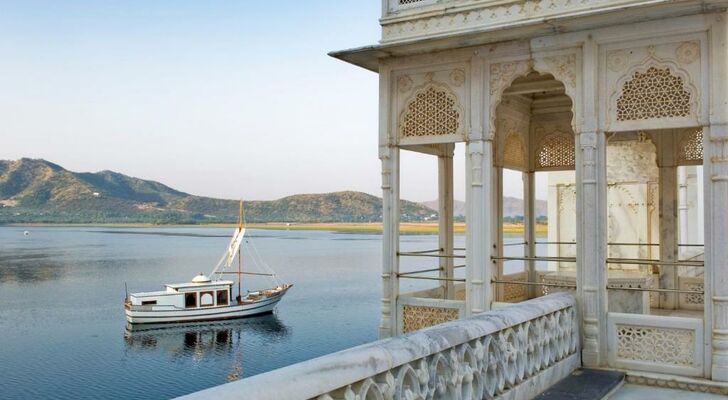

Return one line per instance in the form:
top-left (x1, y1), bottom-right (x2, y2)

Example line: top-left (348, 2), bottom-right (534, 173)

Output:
top-left (178, 293), bottom-right (579, 400)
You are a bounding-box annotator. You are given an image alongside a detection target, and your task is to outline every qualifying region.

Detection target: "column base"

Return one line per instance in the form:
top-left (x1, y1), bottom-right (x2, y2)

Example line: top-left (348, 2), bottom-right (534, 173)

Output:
top-left (712, 365), bottom-right (728, 382)
top-left (582, 350), bottom-right (602, 368)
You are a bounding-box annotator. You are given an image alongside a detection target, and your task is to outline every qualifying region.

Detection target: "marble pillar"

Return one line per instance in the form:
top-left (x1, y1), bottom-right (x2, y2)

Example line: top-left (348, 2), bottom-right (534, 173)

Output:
top-left (466, 139), bottom-right (493, 315)
top-left (379, 145), bottom-right (400, 338)
top-left (438, 144), bottom-right (455, 299)
top-left (576, 130), bottom-right (608, 367)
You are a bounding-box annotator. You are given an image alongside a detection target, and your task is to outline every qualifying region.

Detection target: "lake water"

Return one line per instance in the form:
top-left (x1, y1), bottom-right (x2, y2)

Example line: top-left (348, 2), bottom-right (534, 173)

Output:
top-left (0, 227), bottom-right (537, 399)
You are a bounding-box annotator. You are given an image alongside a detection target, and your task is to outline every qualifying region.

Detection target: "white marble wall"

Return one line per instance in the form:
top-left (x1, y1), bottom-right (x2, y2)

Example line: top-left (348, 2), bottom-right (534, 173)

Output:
top-left (547, 140), bottom-right (677, 271)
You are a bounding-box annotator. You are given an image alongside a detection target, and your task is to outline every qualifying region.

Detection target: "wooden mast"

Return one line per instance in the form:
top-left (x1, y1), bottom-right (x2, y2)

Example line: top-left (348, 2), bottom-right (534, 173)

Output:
top-left (238, 200), bottom-right (244, 300)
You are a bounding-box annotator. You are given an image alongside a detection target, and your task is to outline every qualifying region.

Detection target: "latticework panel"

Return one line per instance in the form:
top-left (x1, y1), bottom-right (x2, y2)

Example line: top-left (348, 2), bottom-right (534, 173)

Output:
top-left (536, 133), bottom-right (575, 169)
top-left (501, 272), bottom-right (529, 302)
top-left (503, 132), bottom-right (526, 170)
top-left (616, 324), bottom-right (695, 367)
top-left (617, 67), bottom-right (691, 121)
top-left (400, 86), bottom-right (460, 138)
top-left (678, 128), bottom-right (703, 164)
top-left (402, 305), bottom-right (459, 333)
top-left (683, 282), bottom-right (704, 306)
top-left (679, 278), bottom-right (704, 310)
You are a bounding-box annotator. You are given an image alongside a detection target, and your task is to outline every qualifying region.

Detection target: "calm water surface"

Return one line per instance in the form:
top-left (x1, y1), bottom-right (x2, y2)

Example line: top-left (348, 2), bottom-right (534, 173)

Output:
top-left (0, 227), bottom-right (533, 399)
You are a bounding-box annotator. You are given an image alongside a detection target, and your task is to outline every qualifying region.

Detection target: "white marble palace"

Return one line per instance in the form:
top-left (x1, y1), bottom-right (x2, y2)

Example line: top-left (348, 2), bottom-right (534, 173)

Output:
top-left (181, 1), bottom-right (728, 399)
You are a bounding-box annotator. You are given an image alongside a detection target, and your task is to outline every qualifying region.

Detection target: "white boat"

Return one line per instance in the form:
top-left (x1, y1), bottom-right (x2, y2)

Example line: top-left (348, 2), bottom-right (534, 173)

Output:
top-left (125, 202), bottom-right (292, 324)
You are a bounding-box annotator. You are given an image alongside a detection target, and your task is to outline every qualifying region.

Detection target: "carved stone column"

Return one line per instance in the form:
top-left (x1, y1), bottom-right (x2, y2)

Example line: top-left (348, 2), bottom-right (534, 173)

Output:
top-left (439, 144), bottom-right (455, 299)
top-left (379, 145), bottom-right (400, 338)
top-left (576, 130), bottom-right (608, 367)
top-left (709, 13), bottom-right (728, 380)
top-left (492, 166), bottom-right (504, 301)
top-left (657, 135), bottom-right (678, 309)
top-left (466, 139), bottom-right (493, 315)
top-left (708, 124), bottom-right (728, 380)
top-left (524, 171), bottom-right (538, 298)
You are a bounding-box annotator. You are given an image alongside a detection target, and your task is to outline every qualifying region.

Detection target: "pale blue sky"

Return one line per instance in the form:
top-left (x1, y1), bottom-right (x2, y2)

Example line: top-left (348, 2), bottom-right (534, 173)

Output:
top-left (0, 1), bottom-right (536, 201)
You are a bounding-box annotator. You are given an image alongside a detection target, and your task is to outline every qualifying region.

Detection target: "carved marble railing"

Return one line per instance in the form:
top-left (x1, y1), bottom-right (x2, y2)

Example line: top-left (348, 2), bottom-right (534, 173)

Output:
top-left (607, 312), bottom-right (704, 377)
top-left (178, 293), bottom-right (579, 400)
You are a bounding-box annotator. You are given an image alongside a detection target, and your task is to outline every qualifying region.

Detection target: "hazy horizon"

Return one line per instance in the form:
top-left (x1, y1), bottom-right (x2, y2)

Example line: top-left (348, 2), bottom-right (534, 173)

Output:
top-left (1, 1), bottom-right (548, 202)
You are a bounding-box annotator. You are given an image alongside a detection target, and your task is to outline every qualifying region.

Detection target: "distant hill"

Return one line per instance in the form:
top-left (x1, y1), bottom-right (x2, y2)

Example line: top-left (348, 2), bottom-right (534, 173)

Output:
top-left (0, 158), bottom-right (434, 224)
top-left (419, 199), bottom-right (467, 218)
top-left (420, 197), bottom-right (547, 218)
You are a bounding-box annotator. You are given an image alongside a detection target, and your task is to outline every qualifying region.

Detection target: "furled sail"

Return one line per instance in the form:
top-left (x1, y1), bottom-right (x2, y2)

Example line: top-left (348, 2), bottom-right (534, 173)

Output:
top-left (225, 227), bottom-right (246, 268)
top-left (210, 226), bottom-right (245, 277)
top-left (210, 200), bottom-right (246, 278)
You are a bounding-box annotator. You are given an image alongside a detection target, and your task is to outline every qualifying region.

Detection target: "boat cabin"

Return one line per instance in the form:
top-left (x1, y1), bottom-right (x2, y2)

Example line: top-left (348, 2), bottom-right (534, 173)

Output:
top-left (128, 274), bottom-right (234, 310)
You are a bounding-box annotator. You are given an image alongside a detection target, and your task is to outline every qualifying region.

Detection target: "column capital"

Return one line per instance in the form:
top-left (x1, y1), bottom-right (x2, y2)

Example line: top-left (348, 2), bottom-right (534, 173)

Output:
top-left (378, 145), bottom-right (395, 160)
top-left (577, 130), bottom-right (599, 146)
top-left (708, 123), bottom-right (728, 139)
top-left (468, 125), bottom-right (484, 141)
top-left (466, 139), bottom-right (491, 156)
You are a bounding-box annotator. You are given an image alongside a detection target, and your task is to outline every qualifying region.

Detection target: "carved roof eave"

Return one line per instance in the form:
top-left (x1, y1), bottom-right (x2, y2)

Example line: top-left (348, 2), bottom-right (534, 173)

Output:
top-left (328, 0), bottom-right (717, 73)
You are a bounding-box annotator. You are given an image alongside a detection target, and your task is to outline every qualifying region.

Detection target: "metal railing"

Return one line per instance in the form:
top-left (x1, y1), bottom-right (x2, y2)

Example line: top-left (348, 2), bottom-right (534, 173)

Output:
top-left (395, 242), bottom-right (706, 297)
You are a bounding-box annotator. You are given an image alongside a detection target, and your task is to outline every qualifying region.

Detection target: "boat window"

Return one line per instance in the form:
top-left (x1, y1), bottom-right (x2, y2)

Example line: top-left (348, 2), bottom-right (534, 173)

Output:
top-left (185, 292), bottom-right (197, 308)
top-left (200, 291), bottom-right (214, 307)
top-left (216, 290), bottom-right (229, 306)
top-left (141, 300), bottom-right (157, 306)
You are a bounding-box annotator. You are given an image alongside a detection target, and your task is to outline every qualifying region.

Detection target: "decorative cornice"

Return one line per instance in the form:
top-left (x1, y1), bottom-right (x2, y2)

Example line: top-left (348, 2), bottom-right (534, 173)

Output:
top-left (380, 0), bottom-right (675, 44)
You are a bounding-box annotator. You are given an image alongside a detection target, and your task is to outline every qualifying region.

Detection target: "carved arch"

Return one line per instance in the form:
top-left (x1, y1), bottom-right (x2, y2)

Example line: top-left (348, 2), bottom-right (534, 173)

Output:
top-left (488, 60), bottom-right (530, 137)
top-left (534, 54), bottom-right (577, 106)
top-left (488, 55), bottom-right (577, 137)
top-left (610, 59), bottom-right (699, 124)
top-left (354, 378), bottom-right (385, 400)
top-left (394, 364), bottom-right (423, 399)
top-left (399, 83), bottom-right (463, 139)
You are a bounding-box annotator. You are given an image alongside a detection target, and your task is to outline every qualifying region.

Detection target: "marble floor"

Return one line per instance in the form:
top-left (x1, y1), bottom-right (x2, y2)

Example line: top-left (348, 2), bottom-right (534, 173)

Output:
top-left (609, 383), bottom-right (727, 399)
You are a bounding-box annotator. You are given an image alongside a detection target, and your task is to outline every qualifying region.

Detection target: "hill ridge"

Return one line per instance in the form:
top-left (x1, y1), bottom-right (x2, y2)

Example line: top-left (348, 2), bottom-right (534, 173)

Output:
top-left (0, 158), bottom-right (433, 224)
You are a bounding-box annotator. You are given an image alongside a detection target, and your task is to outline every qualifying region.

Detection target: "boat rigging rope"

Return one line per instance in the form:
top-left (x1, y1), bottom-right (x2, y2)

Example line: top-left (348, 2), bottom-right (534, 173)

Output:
top-left (211, 228), bottom-right (283, 287)
top-left (243, 238), bottom-right (282, 286)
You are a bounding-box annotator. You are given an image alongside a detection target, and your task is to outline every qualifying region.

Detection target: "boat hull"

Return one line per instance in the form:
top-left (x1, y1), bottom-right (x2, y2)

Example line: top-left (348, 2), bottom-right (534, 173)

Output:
top-left (125, 288), bottom-right (288, 324)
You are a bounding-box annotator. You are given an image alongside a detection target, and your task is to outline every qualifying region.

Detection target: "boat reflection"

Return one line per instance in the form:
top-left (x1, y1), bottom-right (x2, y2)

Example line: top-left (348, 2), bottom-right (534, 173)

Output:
top-left (123, 314), bottom-right (290, 365)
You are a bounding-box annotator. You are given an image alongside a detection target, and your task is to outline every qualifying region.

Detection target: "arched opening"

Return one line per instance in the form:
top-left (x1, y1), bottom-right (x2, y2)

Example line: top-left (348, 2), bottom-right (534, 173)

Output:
top-left (492, 72), bottom-right (576, 303)
top-left (602, 128), bottom-right (705, 315)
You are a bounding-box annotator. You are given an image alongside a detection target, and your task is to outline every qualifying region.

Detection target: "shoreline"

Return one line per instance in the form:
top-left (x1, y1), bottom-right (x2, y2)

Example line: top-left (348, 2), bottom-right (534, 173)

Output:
top-left (3, 222), bottom-right (547, 235)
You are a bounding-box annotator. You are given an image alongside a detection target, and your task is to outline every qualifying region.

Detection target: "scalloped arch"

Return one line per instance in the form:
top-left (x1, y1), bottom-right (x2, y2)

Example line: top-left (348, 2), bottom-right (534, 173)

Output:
top-left (488, 59), bottom-right (576, 137)
top-left (399, 83), bottom-right (463, 139)
top-left (610, 59), bottom-right (699, 123)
